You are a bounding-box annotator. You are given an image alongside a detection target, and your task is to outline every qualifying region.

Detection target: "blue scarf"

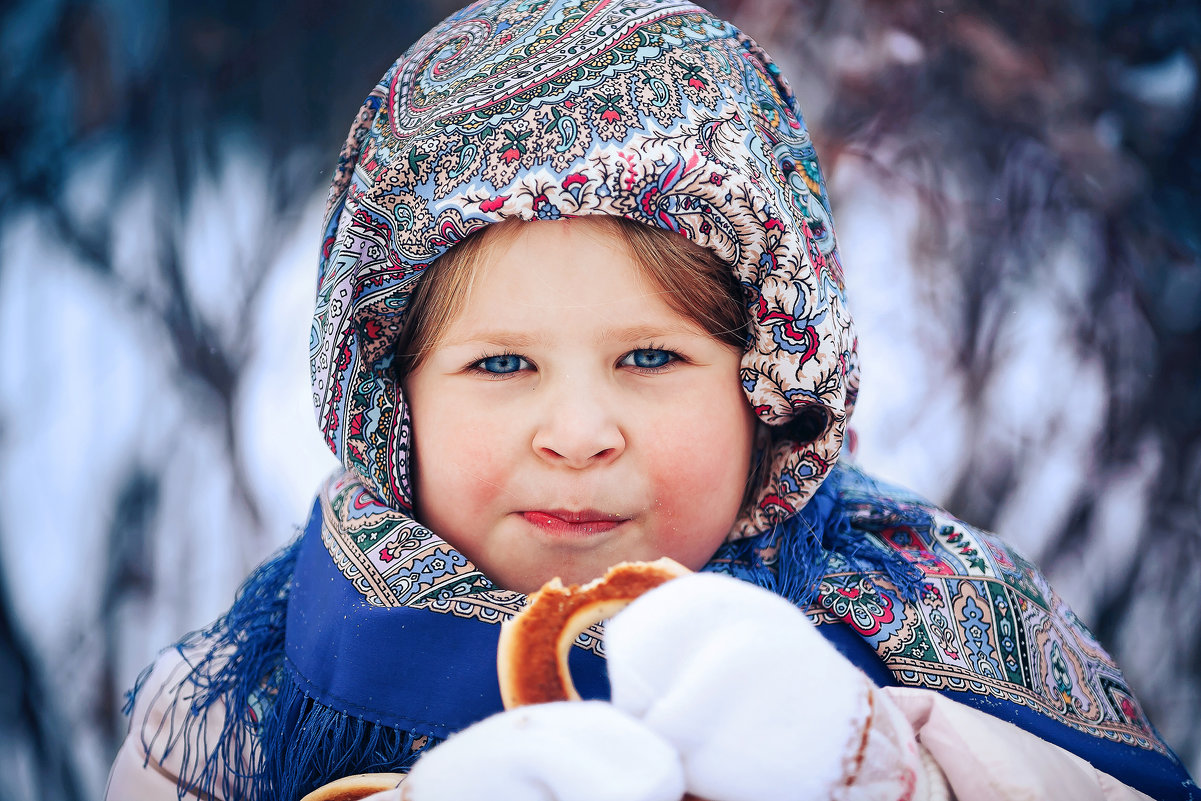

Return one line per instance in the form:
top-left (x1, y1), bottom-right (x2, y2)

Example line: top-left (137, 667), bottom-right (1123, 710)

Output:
top-left (132, 463), bottom-right (1196, 800)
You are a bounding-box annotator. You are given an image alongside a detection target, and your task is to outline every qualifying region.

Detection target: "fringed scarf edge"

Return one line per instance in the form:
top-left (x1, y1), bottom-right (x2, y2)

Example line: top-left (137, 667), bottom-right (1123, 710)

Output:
top-left (706, 463), bottom-right (926, 609)
top-left (124, 538), bottom-right (438, 801)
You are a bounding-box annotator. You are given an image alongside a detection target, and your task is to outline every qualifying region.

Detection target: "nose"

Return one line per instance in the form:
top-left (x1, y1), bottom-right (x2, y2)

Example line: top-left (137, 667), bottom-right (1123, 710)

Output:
top-left (531, 376), bottom-right (626, 468)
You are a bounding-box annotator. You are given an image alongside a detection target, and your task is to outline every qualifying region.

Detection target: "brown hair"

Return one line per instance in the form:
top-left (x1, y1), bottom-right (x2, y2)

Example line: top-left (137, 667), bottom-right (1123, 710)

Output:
top-left (393, 216), bottom-right (750, 374)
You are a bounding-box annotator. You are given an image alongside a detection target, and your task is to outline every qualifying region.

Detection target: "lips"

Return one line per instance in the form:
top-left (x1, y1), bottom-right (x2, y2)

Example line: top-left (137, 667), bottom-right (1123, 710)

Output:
top-left (522, 509), bottom-right (627, 537)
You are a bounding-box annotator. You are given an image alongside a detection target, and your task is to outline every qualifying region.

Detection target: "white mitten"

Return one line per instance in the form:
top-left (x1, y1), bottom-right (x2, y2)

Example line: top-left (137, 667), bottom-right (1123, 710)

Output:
top-left (400, 700), bottom-right (685, 801)
top-left (605, 573), bottom-right (925, 801)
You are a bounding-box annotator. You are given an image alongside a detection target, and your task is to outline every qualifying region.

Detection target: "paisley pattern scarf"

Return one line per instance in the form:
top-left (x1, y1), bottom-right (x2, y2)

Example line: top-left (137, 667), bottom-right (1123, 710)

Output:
top-left (311, 0), bottom-right (855, 535)
top-left (137, 0), bottom-right (1197, 798)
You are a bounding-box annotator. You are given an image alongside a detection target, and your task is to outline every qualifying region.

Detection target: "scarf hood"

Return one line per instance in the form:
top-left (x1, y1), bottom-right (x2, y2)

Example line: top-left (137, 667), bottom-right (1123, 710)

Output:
top-left (311, 0), bottom-right (858, 538)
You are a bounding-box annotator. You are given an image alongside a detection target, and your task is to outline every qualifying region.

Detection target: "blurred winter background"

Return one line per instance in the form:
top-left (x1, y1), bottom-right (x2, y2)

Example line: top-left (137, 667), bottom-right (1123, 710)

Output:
top-left (0, 0), bottom-right (1198, 797)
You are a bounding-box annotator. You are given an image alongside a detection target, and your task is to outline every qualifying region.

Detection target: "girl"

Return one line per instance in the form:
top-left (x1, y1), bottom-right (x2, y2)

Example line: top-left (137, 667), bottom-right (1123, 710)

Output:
top-left (107, 0), bottom-right (1197, 798)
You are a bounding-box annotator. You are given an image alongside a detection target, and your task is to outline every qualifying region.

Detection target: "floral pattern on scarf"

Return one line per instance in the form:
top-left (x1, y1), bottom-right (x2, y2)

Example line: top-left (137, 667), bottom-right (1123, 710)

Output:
top-left (311, 0), bottom-right (856, 538)
top-left (811, 465), bottom-right (1170, 758)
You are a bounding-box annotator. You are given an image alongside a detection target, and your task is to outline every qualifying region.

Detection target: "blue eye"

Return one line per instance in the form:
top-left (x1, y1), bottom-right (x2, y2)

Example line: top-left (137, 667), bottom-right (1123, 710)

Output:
top-left (477, 354), bottom-right (529, 374)
top-left (622, 349), bottom-right (675, 369)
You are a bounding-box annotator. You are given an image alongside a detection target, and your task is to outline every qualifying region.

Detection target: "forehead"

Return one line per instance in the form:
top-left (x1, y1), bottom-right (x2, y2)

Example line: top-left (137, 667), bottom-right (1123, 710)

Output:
top-left (477, 217), bottom-right (634, 270)
top-left (439, 219), bottom-right (704, 342)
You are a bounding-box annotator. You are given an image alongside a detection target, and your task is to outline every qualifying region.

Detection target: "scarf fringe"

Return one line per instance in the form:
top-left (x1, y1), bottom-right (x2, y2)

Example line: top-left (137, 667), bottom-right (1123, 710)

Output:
top-left (260, 678), bottom-right (433, 801)
top-left (825, 508), bottom-right (927, 601)
top-left (128, 539), bottom-right (295, 800)
top-left (832, 468), bottom-right (938, 598)
top-left (708, 468), bottom-right (926, 608)
top-left (125, 538), bottom-right (435, 801)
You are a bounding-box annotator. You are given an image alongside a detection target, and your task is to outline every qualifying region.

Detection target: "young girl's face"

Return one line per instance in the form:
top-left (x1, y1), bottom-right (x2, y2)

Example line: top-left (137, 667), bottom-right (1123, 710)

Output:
top-left (404, 218), bottom-right (757, 593)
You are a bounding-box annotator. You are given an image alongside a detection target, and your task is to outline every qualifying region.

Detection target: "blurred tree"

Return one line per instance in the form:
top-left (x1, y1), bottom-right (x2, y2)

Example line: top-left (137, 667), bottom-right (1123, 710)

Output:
top-left (0, 0), bottom-right (1197, 798)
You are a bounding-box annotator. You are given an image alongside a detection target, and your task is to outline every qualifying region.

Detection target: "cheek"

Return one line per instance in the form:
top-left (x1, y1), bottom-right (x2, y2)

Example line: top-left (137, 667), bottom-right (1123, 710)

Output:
top-left (411, 400), bottom-right (512, 520)
top-left (649, 427), bottom-right (739, 488)
top-left (655, 386), bottom-right (754, 480)
top-left (643, 394), bottom-right (754, 553)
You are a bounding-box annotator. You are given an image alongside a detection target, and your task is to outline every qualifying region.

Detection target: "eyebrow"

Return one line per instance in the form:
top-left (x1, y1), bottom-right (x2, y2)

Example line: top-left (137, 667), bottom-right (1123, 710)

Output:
top-left (598, 323), bottom-right (701, 341)
top-left (445, 330), bottom-right (549, 349)
top-left (447, 323), bottom-right (700, 349)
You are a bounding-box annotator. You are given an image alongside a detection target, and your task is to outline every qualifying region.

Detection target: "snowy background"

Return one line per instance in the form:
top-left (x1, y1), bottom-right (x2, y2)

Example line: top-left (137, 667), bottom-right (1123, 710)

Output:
top-left (1, 0), bottom-right (1198, 798)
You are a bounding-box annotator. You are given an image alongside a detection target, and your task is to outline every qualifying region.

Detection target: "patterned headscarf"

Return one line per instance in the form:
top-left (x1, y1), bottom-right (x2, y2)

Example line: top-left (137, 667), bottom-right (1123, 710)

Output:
top-left (311, 0), bottom-right (858, 538)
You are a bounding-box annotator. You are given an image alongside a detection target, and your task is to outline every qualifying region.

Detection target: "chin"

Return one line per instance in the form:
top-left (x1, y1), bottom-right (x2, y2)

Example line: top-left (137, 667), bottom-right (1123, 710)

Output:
top-left (497, 561), bottom-right (614, 594)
